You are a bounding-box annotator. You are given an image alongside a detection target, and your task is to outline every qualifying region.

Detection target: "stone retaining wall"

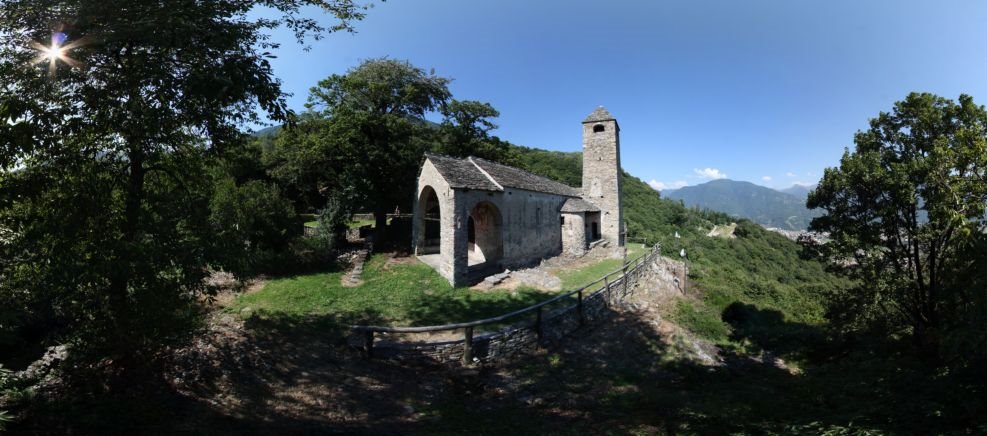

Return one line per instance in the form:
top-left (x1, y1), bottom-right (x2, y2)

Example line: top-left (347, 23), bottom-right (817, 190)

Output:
top-left (357, 246), bottom-right (661, 365)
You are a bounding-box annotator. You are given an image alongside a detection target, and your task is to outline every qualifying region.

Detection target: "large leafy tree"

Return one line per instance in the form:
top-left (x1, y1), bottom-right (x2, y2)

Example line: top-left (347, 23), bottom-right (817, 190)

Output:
top-left (0, 0), bottom-right (369, 363)
top-left (268, 58), bottom-right (514, 237)
top-left (435, 99), bottom-right (516, 164)
top-left (808, 93), bottom-right (987, 356)
top-left (303, 58), bottom-right (452, 234)
top-left (272, 58), bottom-right (513, 240)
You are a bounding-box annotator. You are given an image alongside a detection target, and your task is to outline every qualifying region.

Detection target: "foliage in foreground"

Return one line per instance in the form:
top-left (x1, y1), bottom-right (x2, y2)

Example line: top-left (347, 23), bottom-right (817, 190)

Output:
top-left (0, 0), bottom-right (368, 368)
top-left (809, 92), bottom-right (987, 361)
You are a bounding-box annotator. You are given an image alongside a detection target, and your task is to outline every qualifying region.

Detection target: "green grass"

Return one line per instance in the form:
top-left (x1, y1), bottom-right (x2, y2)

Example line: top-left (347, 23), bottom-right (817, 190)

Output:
top-left (228, 255), bottom-right (554, 334)
top-left (347, 219), bottom-right (376, 229)
top-left (556, 243), bottom-right (648, 290)
top-left (303, 218), bottom-right (377, 229)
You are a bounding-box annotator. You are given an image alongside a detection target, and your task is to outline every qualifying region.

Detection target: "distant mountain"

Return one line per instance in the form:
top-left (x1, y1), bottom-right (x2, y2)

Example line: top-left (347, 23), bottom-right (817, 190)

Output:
top-left (779, 184), bottom-right (816, 199)
top-left (253, 125), bottom-right (282, 137)
top-left (664, 179), bottom-right (821, 230)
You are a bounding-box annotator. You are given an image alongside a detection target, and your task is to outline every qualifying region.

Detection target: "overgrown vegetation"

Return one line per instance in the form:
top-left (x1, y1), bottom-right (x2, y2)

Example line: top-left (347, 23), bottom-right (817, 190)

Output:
top-left (0, 0), bottom-right (369, 390)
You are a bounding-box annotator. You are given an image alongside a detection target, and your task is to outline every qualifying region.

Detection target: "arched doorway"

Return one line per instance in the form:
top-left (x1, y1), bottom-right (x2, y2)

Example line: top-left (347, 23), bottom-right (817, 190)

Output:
top-left (467, 201), bottom-right (503, 266)
top-left (416, 186), bottom-right (441, 255)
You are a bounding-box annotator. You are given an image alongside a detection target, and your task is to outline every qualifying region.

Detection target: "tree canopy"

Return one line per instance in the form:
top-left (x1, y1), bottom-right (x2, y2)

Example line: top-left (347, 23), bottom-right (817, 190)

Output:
top-left (808, 92), bottom-right (987, 358)
top-left (0, 0), bottom-right (369, 363)
top-left (268, 58), bottom-right (511, 237)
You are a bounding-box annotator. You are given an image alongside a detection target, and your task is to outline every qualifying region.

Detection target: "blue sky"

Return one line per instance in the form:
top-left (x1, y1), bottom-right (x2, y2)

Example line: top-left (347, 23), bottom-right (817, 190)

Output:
top-left (256, 0), bottom-right (987, 190)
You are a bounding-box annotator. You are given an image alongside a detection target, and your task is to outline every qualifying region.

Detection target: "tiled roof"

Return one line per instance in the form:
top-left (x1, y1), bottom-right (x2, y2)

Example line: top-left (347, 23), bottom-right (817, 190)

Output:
top-left (425, 153), bottom-right (501, 191)
top-left (583, 106), bottom-right (616, 123)
top-left (423, 154), bottom-right (581, 197)
top-left (560, 197), bottom-right (600, 213)
top-left (470, 157), bottom-right (581, 197)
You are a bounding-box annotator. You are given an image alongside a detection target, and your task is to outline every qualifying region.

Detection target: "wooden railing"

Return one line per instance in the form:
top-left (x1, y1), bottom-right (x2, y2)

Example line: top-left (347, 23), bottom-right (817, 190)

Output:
top-left (351, 243), bottom-right (661, 364)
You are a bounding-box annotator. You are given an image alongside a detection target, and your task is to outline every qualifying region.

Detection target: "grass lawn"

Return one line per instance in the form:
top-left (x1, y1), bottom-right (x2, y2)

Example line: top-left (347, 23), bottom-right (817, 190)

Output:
top-left (303, 219), bottom-right (378, 229)
top-left (228, 254), bottom-right (553, 335)
top-left (556, 243), bottom-right (649, 291)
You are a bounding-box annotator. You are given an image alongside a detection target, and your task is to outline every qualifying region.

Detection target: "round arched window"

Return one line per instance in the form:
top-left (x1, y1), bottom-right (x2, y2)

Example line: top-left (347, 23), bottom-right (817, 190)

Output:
top-left (593, 124), bottom-right (605, 133)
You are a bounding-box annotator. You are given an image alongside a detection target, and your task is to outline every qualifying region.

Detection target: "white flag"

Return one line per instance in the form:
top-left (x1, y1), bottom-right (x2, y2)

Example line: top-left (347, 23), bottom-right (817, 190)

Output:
top-left (674, 231), bottom-right (680, 239)
top-left (680, 248), bottom-right (686, 258)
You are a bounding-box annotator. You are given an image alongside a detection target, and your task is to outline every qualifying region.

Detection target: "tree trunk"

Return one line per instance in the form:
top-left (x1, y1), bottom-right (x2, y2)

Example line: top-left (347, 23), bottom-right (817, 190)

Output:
top-left (107, 151), bottom-right (145, 360)
top-left (373, 209), bottom-right (388, 249)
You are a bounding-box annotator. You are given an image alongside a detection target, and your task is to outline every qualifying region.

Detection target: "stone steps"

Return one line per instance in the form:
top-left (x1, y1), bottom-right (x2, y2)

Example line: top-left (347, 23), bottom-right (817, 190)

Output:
top-left (342, 244), bottom-right (371, 287)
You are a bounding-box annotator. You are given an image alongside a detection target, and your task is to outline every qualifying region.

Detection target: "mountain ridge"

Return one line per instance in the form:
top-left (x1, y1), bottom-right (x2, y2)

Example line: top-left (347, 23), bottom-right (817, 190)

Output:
top-left (664, 179), bottom-right (821, 230)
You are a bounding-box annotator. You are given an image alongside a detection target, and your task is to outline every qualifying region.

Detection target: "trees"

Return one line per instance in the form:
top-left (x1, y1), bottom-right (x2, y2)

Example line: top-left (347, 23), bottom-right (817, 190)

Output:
top-left (0, 0), bottom-right (369, 363)
top-left (808, 93), bottom-right (987, 356)
top-left (304, 58), bottom-right (451, 234)
top-left (435, 100), bottom-right (516, 164)
top-left (271, 58), bottom-right (508, 241)
top-left (209, 178), bottom-right (300, 278)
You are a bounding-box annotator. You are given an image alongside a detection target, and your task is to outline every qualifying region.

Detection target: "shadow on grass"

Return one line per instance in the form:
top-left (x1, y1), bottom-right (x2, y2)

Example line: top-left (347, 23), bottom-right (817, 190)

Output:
top-left (721, 301), bottom-right (826, 358)
top-left (402, 287), bottom-right (553, 329)
top-left (12, 300), bottom-right (986, 434)
top-left (420, 309), bottom-right (984, 435)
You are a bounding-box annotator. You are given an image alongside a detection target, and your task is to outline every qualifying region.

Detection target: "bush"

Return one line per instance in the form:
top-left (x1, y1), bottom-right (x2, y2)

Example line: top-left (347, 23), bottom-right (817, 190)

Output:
top-left (209, 177), bottom-right (300, 278)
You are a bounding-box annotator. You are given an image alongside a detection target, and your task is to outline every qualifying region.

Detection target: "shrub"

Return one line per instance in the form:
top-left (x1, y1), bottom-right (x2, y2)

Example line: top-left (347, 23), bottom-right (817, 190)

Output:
top-left (209, 177), bottom-right (300, 278)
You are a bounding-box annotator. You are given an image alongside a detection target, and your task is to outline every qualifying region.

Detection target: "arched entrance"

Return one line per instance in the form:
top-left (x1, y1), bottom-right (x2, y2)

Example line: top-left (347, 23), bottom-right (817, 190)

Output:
top-left (416, 186), bottom-right (441, 255)
top-left (467, 201), bottom-right (503, 267)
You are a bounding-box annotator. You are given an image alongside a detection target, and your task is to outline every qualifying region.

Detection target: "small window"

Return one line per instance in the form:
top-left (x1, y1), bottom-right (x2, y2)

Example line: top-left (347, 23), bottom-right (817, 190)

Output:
top-left (593, 124), bottom-right (605, 133)
top-left (560, 216), bottom-right (565, 225)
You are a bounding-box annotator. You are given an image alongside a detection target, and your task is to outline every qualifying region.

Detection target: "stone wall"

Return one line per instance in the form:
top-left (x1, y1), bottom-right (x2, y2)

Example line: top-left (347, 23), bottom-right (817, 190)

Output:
top-left (356, 246), bottom-right (661, 365)
top-left (581, 118), bottom-right (623, 249)
top-left (458, 187), bottom-right (569, 269)
top-left (561, 212), bottom-right (586, 256)
top-left (414, 160), bottom-right (458, 284)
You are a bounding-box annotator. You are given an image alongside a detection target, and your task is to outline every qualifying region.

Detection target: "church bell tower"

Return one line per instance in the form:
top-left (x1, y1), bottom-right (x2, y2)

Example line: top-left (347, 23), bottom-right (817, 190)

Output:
top-left (581, 106), bottom-right (623, 247)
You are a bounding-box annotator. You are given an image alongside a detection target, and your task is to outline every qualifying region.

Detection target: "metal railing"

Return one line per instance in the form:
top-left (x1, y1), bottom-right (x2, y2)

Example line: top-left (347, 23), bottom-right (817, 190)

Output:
top-left (351, 243), bottom-right (661, 364)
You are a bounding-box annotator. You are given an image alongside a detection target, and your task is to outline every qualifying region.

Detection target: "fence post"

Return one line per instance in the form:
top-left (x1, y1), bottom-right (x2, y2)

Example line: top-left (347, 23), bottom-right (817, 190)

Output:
top-left (622, 265), bottom-right (629, 297)
top-left (462, 327), bottom-right (474, 365)
top-left (604, 276), bottom-right (611, 306)
top-left (577, 289), bottom-right (584, 326)
top-left (363, 330), bottom-right (374, 359)
top-left (535, 306), bottom-right (543, 342)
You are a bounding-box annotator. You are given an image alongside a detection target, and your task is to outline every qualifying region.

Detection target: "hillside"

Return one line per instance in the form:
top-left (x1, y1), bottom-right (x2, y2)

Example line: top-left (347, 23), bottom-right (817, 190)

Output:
top-left (664, 179), bottom-right (822, 230)
top-left (512, 146), bottom-right (849, 346)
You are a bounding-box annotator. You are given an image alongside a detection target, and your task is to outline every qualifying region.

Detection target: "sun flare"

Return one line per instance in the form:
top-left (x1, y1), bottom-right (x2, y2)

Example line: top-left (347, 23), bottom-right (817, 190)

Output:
top-left (31, 32), bottom-right (81, 76)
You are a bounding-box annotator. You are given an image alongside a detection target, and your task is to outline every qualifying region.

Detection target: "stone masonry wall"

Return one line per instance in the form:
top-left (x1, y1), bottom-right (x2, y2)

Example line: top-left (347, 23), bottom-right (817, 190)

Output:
top-left (561, 212), bottom-right (586, 256)
top-left (414, 160), bottom-right (457, 284)
top-left (416, 160), bottom-right (573, 286)
top-left (581, 118), bottom-right (623, 249)
top-left (447, 187), bottom-right (570, 286)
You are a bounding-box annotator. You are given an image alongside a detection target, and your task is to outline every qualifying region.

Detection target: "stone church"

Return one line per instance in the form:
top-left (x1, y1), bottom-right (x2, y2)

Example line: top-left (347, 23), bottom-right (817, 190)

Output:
top-left (413, 107), bottom-right (624, 286)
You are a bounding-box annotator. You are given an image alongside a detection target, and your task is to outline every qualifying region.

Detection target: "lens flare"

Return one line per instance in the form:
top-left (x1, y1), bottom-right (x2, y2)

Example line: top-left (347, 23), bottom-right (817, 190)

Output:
top-left (31, 31), bottom-right (82, 76)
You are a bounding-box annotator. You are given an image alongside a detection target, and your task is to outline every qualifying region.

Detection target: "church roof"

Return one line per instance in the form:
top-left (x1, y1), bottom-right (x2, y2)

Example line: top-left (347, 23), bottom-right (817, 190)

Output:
top-left (425, 153), bottom-right (501, 191)
top-left (560, 197), bottom-right (600, 213)
top-left (471, 157), bottom-right (581, 197)
top-left (583, 106), bottom-right (616, 123)
top-left (423, 154), bottom-right (580, 197)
